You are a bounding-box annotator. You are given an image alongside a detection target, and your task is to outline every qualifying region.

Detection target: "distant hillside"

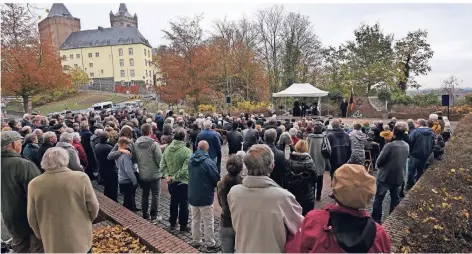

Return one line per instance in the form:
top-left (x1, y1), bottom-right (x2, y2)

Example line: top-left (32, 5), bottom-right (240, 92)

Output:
top-left (407, 87), bottom-right (472, 97)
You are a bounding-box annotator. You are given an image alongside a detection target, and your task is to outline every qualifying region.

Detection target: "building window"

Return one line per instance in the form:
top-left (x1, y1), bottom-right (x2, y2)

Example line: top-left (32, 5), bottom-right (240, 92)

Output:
top-left (85, 68), bottom-right (87, 71)
top-left (76, 54), bottom-right (80, 58)
top-left (90, 72), bottom-right (94, 77)
top-left (129, 58), bottom-right (134, 66)
top-left (101, 70), bottom-right (104, 74)
top-left (119, 48), bottom-right (123, 56)
top-left (145, 70), bottom-right (148, 77)
top-left (95, 52), bottom-right (99, 57)
top-left (120, 70), bottom-right (125, 77)
top-left (119, 59), bottom-right (124, 67)
top-left (148, 50), bottom-right (150, 57)
top-left (74, 64), bottom-right (78, 68)
top-left (144, 49), bottom-right (147, 56)
top-left (128, 48), bottom-right (133, 55)
top-left (89, 63), bottom-right (93, 68)
top-left (69, 54), bottom-right (74, 59)
top-left (145, 60), bottom-right (147, 66)
top-left (62, 55), bottom-right (66, 60)
top-left (88, 53), bottom-right (92, 58)
top-left (130, 69), bottom-right (135, 77)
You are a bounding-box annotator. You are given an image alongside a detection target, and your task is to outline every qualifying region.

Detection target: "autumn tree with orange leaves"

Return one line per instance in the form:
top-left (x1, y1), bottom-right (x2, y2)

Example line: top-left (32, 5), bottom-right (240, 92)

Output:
top-left (1, 3), bottom-right (71, 113)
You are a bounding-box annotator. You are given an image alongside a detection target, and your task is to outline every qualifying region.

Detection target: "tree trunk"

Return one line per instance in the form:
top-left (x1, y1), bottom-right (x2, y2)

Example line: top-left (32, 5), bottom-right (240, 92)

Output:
top-left (22, 95), bottom-right (31, 113)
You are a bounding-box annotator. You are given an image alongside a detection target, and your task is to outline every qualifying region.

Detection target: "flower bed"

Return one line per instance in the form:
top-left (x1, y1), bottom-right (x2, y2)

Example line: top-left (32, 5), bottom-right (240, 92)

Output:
top-left (383, 114), bottom-right (472, 253)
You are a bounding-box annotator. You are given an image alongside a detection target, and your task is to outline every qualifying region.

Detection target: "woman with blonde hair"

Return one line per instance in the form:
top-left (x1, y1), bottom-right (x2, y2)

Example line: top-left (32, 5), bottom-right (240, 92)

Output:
top-left (27, 147), bottom-right (99, 253)
top-left (285, 140), bottom-right (316, 215)
top-left (277, 132), bottom-right (294, 159)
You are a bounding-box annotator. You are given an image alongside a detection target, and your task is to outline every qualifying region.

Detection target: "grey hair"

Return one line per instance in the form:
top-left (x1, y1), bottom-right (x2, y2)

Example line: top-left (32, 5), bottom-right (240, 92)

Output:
top-left (264, 128), bottom-right (278, 144)
top-left (59, 132), bottom-right (73, 143)
top-left (94, 129), bottom-right (103, 135)
top-left (243, 144), bottom-right (274, 176)
top-left (395, 121), bottom-right (408, 129)
top-left (33, 129), bottom-right (43, 136)
top-left (42, 131), bottom-right (56, 141)
top-left (429, 113), bottom-right (438, 121)
top-left (332, 119), bottom-right (341, 128)
top-left (418, 119), bottom-right (427, 127)
top-left (24, 133), bottom-right (36, 143)
top-left (41, 147), bottom-right (69, 170)
top-left (407, 119), bottom-right (414, 124)
top-left (278, 132), bottom-right (293, 147)
top-left (72, 132), bottom-right (81, 141)
top-left (203, 120), bottom-right (212, 130)
top-left (65, 128), bottom-right (74, 133)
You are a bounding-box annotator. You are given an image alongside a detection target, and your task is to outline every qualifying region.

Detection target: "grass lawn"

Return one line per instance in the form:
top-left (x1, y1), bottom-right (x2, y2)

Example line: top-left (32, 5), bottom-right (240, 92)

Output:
top-left (35, 92), bottom-right (128, 115)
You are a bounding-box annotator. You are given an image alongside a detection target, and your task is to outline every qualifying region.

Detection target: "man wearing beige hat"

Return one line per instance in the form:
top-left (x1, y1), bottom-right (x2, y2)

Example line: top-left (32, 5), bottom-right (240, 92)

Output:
top-left (285, 164), bottom-right (391, 253)
top-left (1, 131), bottom-right (43, 252)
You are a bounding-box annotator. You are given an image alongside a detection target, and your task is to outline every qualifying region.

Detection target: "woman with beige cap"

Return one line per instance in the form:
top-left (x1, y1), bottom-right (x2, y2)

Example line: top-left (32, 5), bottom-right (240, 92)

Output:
top-left (285, 164), bottom-right (391, 253)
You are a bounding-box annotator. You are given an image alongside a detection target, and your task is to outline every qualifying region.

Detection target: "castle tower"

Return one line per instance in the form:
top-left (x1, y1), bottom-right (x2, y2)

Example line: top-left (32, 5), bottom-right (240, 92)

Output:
top-left (110, 3), bottom-right (138, 28)
top-left (38, 3), bottom-right (81, 54)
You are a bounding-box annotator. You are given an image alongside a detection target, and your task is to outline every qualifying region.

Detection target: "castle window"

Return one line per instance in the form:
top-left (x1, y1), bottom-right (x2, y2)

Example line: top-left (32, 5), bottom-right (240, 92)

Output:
top-left (129, 58), bottom-right (134, 66)
top-left (144, 49), bottom-right (147, 56)
top-left (101, 70), bottom-right (104, 74)
top-left (120, 59), bottom-right (124, 67)
top-left (70, 54), bottom-right (74, 59)
top-left (95, 52), bottom-right (99, 57)
top-left (74, 64), bottom-right (78, 68)
top-left (146, 70), bottom-right (148, 77)
top-left (119, 48), bottom-right (123, 56)
top-left (145, 60), bottom-right (147, 66)
top-left (62, 55), bottom-right (67, 60)
top-left (89, 63), bottom-right (93, 68)
top-left (128, 48), bottom-right (133, 55)
top-left (90, 72), bottom-right (94, 77)
top-left (148, 50), bottom-right (150, 57)
top-left (76, 54), bottom-right (80, 58)
top-left (120, 70), bottom-right (125, 77)
top-left (130, 69), bottom-right (135, 77)
top-left (88, 53), bottom-right (92, 58)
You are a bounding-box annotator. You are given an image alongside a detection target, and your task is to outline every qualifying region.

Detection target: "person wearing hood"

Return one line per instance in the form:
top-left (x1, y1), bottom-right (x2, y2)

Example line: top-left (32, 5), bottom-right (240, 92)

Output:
top-left (23, 134), bottom-right (41, 168)
top-left (307, 121), bottom-right (331, 201)
top-left (327, 119), bottom-right (351, 178)
top-left (348, 122), bottom-right (367, 165)
top-left (94, 132), bottom-right (118, 201)
top-left (160, 128), bottom-right (192, 232)
top-left (285, 164), bottom-right (391, 253)
top-left (188, 141), bottom-right (221, 251)
top-left (134, 124), bottom-right (163, 223)
top-left (228, 144), bottom-right (304, 253)
top-left (406, 119), bottom-right (434, 189)
top-left (286, 140), bottom-right (316, 215)
top-left (372, 123), bottom-right (409, 223)
top-left (56, 132), bottom-right (83, 172)
top-left (1, 131), bottom-right (43, 253)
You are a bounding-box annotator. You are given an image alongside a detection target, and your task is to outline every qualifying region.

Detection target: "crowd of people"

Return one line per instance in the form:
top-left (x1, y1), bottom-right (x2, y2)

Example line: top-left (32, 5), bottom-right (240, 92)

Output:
top-left (1, 107), bottom-right (451, 253)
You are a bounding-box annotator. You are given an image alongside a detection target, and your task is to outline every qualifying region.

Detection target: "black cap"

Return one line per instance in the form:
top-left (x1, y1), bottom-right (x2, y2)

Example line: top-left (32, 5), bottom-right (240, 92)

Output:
top-left (53, 124), bottom-right (63, 130)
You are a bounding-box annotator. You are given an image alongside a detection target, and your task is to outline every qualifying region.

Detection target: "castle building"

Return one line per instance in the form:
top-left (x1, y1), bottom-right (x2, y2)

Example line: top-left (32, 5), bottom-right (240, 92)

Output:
top-left (38, 3), bottom-right (81, 54)
top-left (39, 3), bottom-right (161, 93)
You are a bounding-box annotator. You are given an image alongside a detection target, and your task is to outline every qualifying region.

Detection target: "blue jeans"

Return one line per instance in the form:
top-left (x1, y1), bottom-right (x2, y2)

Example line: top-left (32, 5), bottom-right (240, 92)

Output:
top-left (220, 226), bottom-right (235, 253)
top-left (407, 156), bottom-right (427, 186)
top-left (371, 181), bottom-right (401, 223)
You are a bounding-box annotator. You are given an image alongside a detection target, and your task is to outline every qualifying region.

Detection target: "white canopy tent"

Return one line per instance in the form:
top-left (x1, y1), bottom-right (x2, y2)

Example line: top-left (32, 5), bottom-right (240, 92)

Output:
top-left (272, 83), bottom-right (329, 117)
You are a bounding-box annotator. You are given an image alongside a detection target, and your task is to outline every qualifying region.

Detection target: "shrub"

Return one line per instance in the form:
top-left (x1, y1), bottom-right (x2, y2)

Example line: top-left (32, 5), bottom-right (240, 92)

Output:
top-left (465, 94), bottom-right (472, 106)
top-left (377, 87), bottom-right (392, 102)
top-left (391, 92), bottom-right (413, 106)
top-left (383, 114), bottom-right (472, 253)
top-left (328, 90), bottom-right (343, 102)
top-left (233, 101), bottom-right (269, 114)
top-left (197, 104), bottom-right (216, 113)
top-left (412, 93), bottom-right (441, 107)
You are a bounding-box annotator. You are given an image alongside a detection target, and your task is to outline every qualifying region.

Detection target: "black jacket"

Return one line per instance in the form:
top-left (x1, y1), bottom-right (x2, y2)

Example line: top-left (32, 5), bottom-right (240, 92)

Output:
top-left (286, 152), bottom-right (316, 205)
top-left (409, 127), bottom-right (434, 160)
top-left (327, 128), bottom-right (351, 171)
top-left (80, 130), bottom-right (97, 170)
top-left (94, 141), bottom-right (116, 179)
top-left (243, 128), bottom-right (259, 151)
top-left (226, 130), bottom-right (243, 155)
top-left (266, 143), bottom-right (287, 188)
top-left (37, 141), bottom-right (55, 172)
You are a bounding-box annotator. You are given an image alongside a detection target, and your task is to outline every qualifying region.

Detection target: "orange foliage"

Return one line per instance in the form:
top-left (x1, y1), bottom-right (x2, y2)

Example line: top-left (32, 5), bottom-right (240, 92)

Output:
top-left (1, 40), bottom-right (71, 111)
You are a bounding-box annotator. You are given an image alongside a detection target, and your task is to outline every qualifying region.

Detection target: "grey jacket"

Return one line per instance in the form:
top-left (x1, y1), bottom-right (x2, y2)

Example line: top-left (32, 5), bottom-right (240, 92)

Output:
top-left (56, 141), bottom-right (84, 172)
top-left (348, 130), bottom-right (366, 165)
top-left (307, 133), bottom-right (331, 176)
top-left (376, 140), bottom-right (409, 185)
top-left (116, 153), bottom-right (138, 185)
top-left (133, 136), bottom-right (163, 181)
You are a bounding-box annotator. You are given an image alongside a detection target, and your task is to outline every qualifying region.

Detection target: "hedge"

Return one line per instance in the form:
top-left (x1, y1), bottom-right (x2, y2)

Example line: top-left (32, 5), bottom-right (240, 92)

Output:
top-left (383, 114), bottom-right (472, 253)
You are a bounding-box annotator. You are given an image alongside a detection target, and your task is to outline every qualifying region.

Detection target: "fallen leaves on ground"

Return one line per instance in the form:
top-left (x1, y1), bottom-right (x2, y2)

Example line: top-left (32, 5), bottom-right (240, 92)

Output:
top-left (92, 225), bottom-right (152, 253)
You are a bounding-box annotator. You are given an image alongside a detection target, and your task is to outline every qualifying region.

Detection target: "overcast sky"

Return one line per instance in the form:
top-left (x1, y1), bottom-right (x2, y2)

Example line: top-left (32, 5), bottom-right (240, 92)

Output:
top-left (35, 3), bottom-right (472, 89)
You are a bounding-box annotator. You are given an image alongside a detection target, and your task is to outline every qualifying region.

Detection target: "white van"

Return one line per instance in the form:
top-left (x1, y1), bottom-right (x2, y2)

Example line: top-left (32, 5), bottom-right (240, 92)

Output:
top-left (91, 101), bottom-right (113, 111)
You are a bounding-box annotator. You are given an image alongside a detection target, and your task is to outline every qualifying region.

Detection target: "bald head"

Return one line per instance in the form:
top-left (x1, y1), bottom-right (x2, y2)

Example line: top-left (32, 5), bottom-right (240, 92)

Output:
top-left (198, 140), bottom-right (209, 152)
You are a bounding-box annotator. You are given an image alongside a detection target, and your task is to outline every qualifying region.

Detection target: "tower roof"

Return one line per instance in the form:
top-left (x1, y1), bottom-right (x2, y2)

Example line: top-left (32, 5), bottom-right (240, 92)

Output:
top-left (47, 3), bottom-right (73, 18)
top-left (114, 3), bottom-right (133, 18)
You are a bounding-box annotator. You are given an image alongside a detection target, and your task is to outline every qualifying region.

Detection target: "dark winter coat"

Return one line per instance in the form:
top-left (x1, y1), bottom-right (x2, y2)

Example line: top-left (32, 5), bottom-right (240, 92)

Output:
top-left (80, 130), bottom-right (97, 170)
top-left (266, 143), bottom-right (288, 188)
top-left (285, 152), bottom-right (316, 205)
top-left (242, 128), bottom-right (259, 151)
top-left (285, 204), bottom-right (391, 253)
top-left (155, 114), bottom-right (164, 131)
top-left (23, 142), bottom-right (41, 168)
top-left (1, 150), bottom-right (41, 238)
top-left (376, 139), bottom-right (409, 185)
top-left (188, 150), bottom-right (220, 206)
top-left (226, 130), bottom-right (243, 155)
top-left (409, 127), bottom-right (434, 160)
top-left (217, 175), bottom-right (243, 228)
top-left (95, 140), bottom-right (116, 179)
top-left (327, 128), bottom-right (351, 171)
top-left (37, 141), bottom-right (55, 172)
top-left (196, 130), bottom-right (222, 171)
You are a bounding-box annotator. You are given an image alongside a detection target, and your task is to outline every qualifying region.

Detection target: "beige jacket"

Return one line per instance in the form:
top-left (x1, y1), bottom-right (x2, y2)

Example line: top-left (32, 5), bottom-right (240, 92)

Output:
top-left (27, 167), bottom-right (99, 253)
top-left (228, 176), bottom-right (304, 253)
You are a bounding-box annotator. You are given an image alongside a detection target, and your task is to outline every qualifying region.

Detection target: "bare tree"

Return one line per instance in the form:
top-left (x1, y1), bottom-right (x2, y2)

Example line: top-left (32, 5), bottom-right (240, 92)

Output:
top-left (441, 75), bottom-right (462, 105)
top-left (162, 14), bottom-right (204, 57)
top-left (1, 3), bottom-right (37, 47)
